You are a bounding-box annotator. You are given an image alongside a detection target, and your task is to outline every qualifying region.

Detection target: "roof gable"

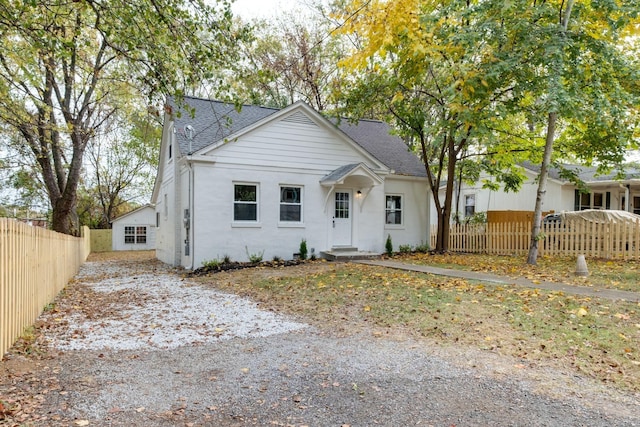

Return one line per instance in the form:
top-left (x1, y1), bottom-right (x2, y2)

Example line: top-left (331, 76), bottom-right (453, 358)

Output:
top-left (165, 96), bottom-right (426, 178)
top-left (111, 204), bottom-right (155, 224)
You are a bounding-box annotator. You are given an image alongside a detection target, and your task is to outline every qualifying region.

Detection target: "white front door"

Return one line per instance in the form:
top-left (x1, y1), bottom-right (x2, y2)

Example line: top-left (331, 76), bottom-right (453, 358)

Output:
top-left (332, 190), bottom-right (352, 247)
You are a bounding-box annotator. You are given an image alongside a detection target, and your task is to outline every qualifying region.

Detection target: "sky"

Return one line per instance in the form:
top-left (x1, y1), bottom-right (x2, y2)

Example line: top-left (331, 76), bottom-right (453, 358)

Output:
top-left (231, 0), bottom-right (291, 19)
top-left (231, 0), bottom-right (322, 20)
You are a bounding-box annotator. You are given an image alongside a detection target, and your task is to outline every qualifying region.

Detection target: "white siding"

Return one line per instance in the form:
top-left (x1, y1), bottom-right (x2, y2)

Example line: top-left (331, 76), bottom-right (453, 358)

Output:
top-left (179, 167), bottom-right (191, 267)
top-left (384, 177), bottom-right (430, 249)
top-left (155, 121), bottom-right (180, 265)
top-left (190, 165), bottom-right (327, 266)
top-left (157, 108), bottom-right (429, 269)
top-left (209, 117), bottom-right (382, 172)
top-left (155, 175), bottom-right (178, 265)
top-left (112, 206), bottom-right (157, 251)
top-left (432, 171), bottom-right (575, 224)
top-left (187, 163), bottom-right (416, 268)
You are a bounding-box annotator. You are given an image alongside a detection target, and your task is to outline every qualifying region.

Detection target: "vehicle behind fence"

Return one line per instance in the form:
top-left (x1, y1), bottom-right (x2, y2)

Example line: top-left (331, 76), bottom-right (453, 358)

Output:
top-left (431, 217), bottom-right (640, 259)
top-left (0, 219), bottom-right (90, 358)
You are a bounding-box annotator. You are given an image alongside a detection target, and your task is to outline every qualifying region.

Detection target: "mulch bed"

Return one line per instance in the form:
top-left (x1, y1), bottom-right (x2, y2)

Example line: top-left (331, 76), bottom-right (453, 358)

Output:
top-left (189, 259), bottom-right (316, 276)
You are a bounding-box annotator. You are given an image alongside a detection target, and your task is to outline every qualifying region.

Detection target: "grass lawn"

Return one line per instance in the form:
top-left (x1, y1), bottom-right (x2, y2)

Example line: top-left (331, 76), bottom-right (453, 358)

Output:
top-left (405, 252), bottom-right (640, 292)
top-left (194, 253), bottom-right (640, 392)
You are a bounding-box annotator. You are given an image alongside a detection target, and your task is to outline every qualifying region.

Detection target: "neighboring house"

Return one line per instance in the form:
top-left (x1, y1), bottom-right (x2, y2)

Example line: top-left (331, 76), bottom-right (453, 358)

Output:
top-left (151, 96), bottom-right (429, 269)
top-left (111, 204), bottom-right (157, 251)
top-left (437, 162), bottom-right (640, 223)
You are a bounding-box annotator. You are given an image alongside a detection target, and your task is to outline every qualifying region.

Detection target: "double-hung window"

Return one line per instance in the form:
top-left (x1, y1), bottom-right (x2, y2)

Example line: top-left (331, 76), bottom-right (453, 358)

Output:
top-left (124, 226), bottom-right (147, 244)
top-left (234, 184), bottom-right (258, 221)
top-left (465, 194), bottom-right (476, 217)
top-left (280, 186), bottom-right (302, 222)
top-left (385, 195), bottom-right (402, 225)
top-left (579, 193), bottom-right (591, 210)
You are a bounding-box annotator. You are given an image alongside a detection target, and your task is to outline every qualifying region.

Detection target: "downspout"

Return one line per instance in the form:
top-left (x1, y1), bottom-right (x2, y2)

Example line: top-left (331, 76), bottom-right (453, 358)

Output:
top-left (185, 157), bottom-right (195, 270)
top-left (185, 125), bottom-right (195, 270)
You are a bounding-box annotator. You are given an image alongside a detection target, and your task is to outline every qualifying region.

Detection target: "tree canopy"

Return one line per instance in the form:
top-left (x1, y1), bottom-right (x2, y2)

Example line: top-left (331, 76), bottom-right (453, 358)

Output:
top-left (232, 8), bottom-right (345, 111)
top-left (0, 0), bottom-right (246, 234)
top-left (333, 0), bottom-right (640, 252)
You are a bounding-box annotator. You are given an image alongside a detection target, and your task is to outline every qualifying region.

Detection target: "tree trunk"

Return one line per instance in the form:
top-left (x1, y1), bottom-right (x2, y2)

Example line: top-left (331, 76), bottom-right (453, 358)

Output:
top-left (527, 112), bottom-right (556, 265)
top-left (51, 192), bottom-right (79, 235)
top-left (435, 134), bottom-right (457, 252)
top-left (527, 1), bottom-right (573, 265)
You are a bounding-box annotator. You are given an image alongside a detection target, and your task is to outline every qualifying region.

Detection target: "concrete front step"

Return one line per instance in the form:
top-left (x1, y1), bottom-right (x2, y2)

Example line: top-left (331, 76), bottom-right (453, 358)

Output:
top-left (320, 249), bottom-right (382, 261)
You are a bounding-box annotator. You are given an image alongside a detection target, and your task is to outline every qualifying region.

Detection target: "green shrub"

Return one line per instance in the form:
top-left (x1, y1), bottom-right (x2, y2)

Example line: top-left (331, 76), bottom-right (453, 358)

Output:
top-left (465, 211), bottom-right (487, 225)
top-left (385, 234), bottom-right (393, 256)
top-left (399, 244), bottom-right (412, 254)
top-left (245, 247), bottom-right (264, 263)
top-left (299, 239), bottom-right (308, 260)
top-left (202, 258), bottom-right (221, 269)
top-left (414, 242), bottom-right (430, 253)
top-left (272, 255), bottom-right (282, 262)
top-left (222, 254), bottom-right (232, 263)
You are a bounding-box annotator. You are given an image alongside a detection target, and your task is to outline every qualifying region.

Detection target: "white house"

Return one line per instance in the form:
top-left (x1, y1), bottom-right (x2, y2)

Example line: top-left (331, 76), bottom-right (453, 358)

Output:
top-left (151, 96), bottom-right (430, 269)
top-left (437, 162), bottom-right (640, 223)
top-left (111, 204), bottom-right (157, 251)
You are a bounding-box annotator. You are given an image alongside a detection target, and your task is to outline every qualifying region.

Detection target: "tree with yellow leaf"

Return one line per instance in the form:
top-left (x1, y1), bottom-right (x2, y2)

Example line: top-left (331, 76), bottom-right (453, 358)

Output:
top-left (333, 0), bottom-right (639, 253)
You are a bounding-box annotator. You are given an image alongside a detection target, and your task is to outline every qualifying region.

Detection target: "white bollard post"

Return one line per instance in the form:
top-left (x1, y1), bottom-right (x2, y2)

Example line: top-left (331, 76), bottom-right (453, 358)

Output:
top-left (575, 254), bottom-right (589, 277)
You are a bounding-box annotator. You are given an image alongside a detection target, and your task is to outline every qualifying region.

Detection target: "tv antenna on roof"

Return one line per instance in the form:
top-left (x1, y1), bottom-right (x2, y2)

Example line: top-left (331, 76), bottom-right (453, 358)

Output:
top-left (184, 125), bottom-right (194, 154)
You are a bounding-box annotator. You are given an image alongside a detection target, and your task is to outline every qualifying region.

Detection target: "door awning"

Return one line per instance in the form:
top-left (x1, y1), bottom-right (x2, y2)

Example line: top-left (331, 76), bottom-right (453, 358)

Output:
top-left (320, 163), bottom-right (384, 187)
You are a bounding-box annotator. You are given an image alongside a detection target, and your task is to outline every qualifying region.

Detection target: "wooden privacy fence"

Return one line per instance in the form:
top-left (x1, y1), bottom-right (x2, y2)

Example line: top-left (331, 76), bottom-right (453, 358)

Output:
top-left (90, 229), bottom-right (112, 252)
top-left (0, 219), bottom-right (90, 358)
top-left (431, 219), bottom-right (640, 259)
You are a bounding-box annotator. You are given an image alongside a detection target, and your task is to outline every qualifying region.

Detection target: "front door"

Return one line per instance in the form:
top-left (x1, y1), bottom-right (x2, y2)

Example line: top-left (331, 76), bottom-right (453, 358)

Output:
top-left (332, 190), bottom-right (352, 247)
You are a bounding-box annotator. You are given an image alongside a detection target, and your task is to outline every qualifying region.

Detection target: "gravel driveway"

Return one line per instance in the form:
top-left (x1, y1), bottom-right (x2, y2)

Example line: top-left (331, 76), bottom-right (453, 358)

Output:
top-left (2, 255), bottom-right (639, 426)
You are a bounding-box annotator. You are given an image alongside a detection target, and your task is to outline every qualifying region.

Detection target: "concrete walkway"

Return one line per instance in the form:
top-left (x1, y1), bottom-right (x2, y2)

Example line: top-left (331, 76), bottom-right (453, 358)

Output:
top-left (356, 259), bottom-right (640, 303)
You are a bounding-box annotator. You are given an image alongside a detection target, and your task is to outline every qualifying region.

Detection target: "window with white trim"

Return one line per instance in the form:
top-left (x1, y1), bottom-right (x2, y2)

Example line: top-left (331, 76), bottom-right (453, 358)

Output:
top-left (634, 196), bottom-right (640, 215)
top-left (464, 194), bottom-right (476, 217)
top-left (124, 226), bottom-right (147, 244)
top-left (592, 192), bottom-right (604, 209)
top-left (280, 186), bottom-right (302, 222)
top-left (579, 193), bottom-right (591, 210)
top-left (234, 183), bottom-right (258, 221)
top-left (385, 195), bottom-right (402, 225)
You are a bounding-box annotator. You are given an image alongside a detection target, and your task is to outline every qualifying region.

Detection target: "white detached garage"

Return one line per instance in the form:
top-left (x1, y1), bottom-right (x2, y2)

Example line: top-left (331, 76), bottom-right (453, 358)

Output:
top-left (111, 204), bottom-right (157, 251)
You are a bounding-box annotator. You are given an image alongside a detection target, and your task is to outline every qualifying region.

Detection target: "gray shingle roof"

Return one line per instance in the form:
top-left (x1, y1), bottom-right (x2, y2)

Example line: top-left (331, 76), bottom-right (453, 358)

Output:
top-left (169, 96), bottom-right (279, 155)
top-left (167, 96), bottom-right (426, 178)
top-left (334, 119), bottom-right (426, 177)
top-left (521, 161), bottom-right (640, 182)
top-left (320, 163), bottom-right (361, 183)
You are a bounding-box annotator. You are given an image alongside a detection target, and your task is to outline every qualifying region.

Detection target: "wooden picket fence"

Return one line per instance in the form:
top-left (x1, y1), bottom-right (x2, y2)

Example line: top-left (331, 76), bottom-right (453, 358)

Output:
top-left (431, 219), bottom-right (640, 259)
top-left (0, 219), bottom-right (90, 358)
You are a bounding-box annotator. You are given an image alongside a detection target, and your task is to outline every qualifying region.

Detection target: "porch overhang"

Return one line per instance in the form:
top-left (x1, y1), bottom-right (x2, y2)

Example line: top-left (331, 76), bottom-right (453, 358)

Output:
top-left (320, 163), bottom-right (384, 212)
top-left (320, 163), bottom-right (384, 188)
